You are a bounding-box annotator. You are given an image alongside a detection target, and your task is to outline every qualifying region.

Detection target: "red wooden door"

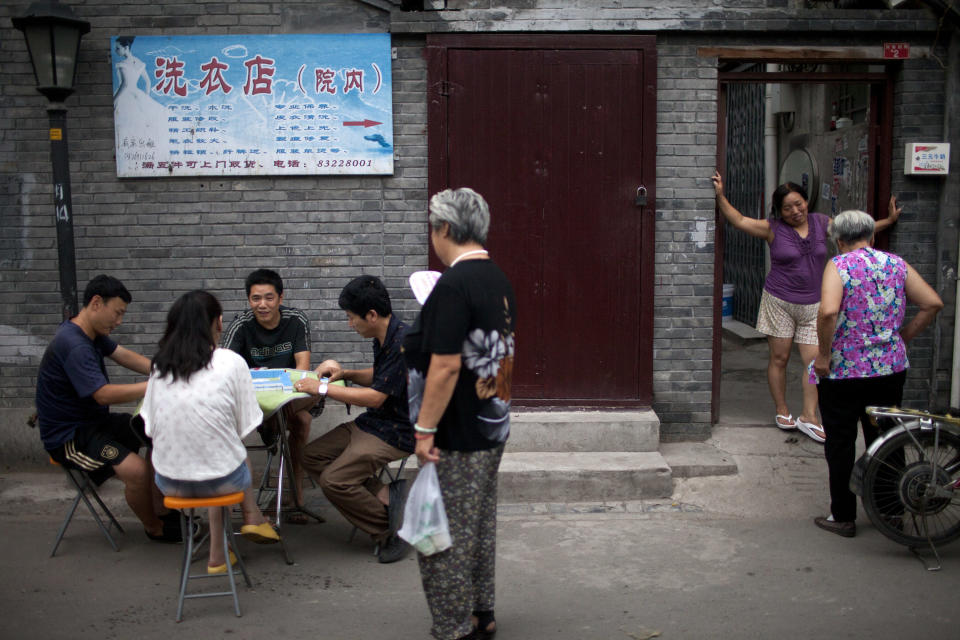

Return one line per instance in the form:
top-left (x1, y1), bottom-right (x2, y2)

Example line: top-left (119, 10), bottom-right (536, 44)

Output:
top-left (428, 35), bottom-right (656, 406)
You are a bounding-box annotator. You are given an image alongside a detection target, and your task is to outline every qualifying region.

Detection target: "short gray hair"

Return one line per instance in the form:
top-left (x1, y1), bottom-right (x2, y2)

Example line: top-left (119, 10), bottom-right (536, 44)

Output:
top-left (428, 187), bottom-right (490, 245)
top-left (829, 210), bottom-right (875, 245)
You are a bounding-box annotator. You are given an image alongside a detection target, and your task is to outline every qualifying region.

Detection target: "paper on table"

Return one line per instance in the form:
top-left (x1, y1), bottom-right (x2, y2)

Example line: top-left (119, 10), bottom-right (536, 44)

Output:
top-left (250, 368), bottom-right (294, 393)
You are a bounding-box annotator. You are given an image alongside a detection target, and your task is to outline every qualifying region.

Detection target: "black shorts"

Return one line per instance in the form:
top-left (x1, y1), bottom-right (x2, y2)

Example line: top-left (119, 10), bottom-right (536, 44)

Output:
top-left (48, 413), bottom-right (147, 485)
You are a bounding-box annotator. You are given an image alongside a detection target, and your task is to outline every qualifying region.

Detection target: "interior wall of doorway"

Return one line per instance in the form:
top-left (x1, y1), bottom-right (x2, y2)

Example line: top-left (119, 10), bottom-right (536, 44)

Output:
top-left (712, 64), bottom-right (895, 424)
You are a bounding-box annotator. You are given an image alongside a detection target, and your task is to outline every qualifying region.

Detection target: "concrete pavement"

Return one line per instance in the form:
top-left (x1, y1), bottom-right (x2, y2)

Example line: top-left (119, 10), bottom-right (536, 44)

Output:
top-left (2, 334), bottom-right (957, 638)
top-left (2, 423), bottom-right (958, 640)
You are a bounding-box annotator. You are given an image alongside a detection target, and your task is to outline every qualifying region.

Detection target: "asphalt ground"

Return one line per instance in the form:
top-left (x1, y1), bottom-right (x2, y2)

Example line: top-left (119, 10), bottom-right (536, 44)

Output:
top-left (2, 337), bottom-right (958, 639)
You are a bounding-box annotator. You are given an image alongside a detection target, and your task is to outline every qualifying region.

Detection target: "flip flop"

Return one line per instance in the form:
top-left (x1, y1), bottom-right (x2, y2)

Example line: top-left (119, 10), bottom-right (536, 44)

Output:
top-left (775, 414), bottom-right (797, 430)
top-left (284, 511), bottom-right (310, 525)
top-left (240, 522), bottom-right (281, 544)
top-left (207, 550), bottom-right (238, 575)
top-left (796, 418), bottom-right (826, 443)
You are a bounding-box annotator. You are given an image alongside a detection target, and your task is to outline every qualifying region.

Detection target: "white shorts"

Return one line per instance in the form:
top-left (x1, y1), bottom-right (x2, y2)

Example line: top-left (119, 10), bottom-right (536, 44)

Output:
top-left (755, 289), bottom-right (819, 345)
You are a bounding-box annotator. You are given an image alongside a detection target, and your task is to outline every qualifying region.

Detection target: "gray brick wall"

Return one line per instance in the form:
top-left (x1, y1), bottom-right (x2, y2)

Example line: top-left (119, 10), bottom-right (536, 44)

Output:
top-left (653, 38), bottom-right (719, 439)
top-left (890, 46), bottom-right (957, 408)
top-left (1, 0), bottom-right (955, 465)
top-left (0, 2), bottom-right (427, 466)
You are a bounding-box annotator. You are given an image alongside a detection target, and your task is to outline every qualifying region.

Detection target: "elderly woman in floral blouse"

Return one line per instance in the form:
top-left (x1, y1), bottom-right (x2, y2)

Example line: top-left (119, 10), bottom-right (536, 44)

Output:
top-left (404, 188), bottom-right (516, 640)
top-left (812, 210), bottom-right (942, 538)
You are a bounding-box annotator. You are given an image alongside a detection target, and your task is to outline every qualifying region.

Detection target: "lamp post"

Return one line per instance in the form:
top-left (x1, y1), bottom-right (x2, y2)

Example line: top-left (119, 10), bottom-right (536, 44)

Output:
top-left (13, 1), bottom-right (90, 320)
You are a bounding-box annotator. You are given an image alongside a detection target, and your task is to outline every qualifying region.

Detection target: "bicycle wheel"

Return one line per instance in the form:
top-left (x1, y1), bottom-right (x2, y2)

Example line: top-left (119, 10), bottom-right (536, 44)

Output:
top-left (861, 424), bottom-right (960, 547)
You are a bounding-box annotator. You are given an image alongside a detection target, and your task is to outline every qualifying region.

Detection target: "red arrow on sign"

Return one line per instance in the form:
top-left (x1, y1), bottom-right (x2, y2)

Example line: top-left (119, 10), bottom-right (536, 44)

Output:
top-left (343, 119), bottom-right (382, 127)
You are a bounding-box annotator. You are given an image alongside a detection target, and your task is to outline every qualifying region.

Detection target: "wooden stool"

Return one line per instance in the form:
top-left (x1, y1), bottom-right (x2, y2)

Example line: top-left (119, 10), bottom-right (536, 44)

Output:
top-left (49, 457), bottom-right (124, 557)
top-left (163, 492), bottom-right (252, 622)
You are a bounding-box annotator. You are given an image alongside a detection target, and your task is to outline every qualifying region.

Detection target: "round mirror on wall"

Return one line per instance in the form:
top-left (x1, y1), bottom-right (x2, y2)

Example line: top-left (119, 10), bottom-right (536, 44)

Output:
top-left (779, 148), bottom-right (819, 211)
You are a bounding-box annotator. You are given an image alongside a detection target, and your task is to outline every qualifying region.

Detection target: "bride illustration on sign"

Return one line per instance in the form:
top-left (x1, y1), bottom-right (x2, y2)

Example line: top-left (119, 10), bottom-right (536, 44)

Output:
top-left (113, 36), bottom-right (169, 160)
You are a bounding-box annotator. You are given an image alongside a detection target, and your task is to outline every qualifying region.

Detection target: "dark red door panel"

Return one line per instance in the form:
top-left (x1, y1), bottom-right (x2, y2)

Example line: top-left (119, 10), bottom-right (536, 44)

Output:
top-left (429, 36), bottom-right (656, 406)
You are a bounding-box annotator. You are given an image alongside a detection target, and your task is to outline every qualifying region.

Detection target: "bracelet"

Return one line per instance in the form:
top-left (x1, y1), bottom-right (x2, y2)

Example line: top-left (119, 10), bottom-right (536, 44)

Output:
top-left (414, 432), bottom-right (435, 440)
top-left (414, 423), bottom-right (437, 434)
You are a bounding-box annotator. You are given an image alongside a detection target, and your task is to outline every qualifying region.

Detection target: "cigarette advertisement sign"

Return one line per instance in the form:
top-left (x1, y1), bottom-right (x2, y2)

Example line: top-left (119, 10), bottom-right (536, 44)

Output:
top-left (111, 33), bottom-right (394, 177)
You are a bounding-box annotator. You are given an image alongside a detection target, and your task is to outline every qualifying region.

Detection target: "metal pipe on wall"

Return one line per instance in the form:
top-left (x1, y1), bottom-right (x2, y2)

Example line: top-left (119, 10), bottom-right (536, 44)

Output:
top-left (764, 65), bottom-right (779, 274)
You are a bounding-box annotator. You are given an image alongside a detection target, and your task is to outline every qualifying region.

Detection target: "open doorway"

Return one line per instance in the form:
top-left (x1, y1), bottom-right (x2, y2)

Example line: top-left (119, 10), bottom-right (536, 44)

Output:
top-left (713, 63), bottom-right (895, 426)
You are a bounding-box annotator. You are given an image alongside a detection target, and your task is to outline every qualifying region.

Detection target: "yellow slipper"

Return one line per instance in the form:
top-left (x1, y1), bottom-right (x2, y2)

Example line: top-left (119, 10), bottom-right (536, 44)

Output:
top-left (207, 551), bottom-right (237, 575)
top-left (240, 522), bottom-right (280, 544)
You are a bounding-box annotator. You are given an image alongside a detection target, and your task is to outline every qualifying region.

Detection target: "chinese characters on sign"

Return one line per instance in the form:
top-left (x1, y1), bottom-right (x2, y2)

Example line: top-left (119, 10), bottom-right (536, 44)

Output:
top-left (111, 34), bottom-right (394, 177)
top-left (883, 42), bottom-right (910, 59)
top-left (904, 143), bottom-right (951, 175)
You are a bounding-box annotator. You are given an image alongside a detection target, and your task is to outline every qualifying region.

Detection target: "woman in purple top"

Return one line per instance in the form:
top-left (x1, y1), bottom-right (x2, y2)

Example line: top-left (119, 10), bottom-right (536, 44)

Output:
top-left (811, 210), bottom-right (941, 538)
top-left (713, 172), bottom-right (900, 442)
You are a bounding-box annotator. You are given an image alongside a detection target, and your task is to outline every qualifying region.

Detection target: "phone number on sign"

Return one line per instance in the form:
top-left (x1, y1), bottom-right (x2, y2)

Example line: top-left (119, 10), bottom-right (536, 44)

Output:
top-left (318, 158), bottom-right (374, 167)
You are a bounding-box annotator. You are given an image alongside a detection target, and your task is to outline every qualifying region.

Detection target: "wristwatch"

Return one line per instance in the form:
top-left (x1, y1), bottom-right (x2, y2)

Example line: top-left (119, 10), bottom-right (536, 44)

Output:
top-left (318, 377), bottom-right (329, 397)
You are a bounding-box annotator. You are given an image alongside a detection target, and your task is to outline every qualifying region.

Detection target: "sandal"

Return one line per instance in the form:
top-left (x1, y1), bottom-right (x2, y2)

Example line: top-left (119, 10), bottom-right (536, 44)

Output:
top-left (775, 414), bottom-right (797, 431)
top-left (796, 418), bottom-right (826, 443)
top-left (240, 521), bottom-right (281, 544)
top-left (473, 610), bottom-right (496, 639)
top-left (285, 510), bottom-right (310, 525)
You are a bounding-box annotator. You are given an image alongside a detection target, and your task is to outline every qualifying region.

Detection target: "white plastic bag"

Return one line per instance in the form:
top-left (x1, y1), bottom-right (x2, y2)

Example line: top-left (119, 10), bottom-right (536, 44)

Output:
top-left (397, 462), bottom-right (452, 555)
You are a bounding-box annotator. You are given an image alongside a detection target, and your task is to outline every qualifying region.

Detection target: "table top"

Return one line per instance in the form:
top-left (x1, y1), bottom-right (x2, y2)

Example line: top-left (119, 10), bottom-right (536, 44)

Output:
top-left (252, 368), bottom-right (344, 418)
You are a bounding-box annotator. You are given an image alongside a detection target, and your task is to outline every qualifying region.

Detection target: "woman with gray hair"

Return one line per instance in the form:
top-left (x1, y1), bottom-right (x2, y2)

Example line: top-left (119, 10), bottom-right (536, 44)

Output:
top-left (812, 209), bottom-right (942, 538)
top-left (404, 187), bottom-right (516, 639)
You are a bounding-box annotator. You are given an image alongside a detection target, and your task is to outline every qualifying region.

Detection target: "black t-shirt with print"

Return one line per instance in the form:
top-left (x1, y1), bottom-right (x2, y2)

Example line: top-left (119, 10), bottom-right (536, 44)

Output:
top-left (221, 305), bottom-right (311, 369)
top-left (403, 259), bottom-right (516, 452)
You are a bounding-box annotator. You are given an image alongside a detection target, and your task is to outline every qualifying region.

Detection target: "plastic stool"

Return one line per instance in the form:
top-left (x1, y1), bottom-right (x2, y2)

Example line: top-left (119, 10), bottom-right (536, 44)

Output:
top-left (49, 458), bottom-right (124, 557)
top-left (163, 492), bottom-right (252, 622)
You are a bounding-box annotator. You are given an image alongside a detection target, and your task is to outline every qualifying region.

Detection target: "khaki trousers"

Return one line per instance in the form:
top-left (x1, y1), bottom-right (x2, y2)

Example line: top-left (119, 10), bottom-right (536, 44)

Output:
top-left (302, 421), bottom-right (406, 541)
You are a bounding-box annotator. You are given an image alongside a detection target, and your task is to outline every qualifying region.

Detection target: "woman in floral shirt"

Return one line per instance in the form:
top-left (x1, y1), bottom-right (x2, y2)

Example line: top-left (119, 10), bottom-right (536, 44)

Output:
top-left (405, 188), bottom-right (516, 640)
top-left (812, 210), bottom-right (942, 538)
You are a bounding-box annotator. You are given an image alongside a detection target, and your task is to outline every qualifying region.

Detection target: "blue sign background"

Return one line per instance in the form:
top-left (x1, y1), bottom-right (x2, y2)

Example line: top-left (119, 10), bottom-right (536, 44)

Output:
top-left (111, 33), bottom-right (394, 177)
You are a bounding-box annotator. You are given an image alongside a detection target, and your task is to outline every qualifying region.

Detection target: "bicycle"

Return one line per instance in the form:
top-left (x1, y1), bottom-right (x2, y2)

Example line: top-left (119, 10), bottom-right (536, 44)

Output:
top-left (851, 406), bottom-right (960, 571)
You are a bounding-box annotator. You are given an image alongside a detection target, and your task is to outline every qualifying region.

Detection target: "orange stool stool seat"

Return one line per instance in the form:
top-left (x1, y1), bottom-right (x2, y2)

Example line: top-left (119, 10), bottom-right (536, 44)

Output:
top-left (164, 492), bottom-right (246, 510)
top-left (163, 492), bottom-right (251, 621)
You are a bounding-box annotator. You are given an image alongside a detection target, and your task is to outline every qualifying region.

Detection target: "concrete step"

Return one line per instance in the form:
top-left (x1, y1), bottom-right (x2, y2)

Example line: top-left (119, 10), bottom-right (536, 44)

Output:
top-left (497, 451), bottom-right (673, 502)
top-left (507, 410), bottom-right (660, 452)
top-left (660, 442), bottom-right (738, 478)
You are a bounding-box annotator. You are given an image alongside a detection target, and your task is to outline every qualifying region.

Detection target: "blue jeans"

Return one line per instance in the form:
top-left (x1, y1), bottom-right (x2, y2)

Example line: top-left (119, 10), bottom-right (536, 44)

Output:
top-left (155, 461), bottom-right (251, 498)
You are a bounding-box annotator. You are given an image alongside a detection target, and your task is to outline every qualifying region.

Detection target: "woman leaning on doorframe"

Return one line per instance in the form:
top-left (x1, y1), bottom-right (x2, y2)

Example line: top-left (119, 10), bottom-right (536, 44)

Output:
top-left (712, 171), bottom-right (900, 443)
top-left (404, 187), bottom-right (516, 640)
top-left (811, 210), bottom-right (943, 538)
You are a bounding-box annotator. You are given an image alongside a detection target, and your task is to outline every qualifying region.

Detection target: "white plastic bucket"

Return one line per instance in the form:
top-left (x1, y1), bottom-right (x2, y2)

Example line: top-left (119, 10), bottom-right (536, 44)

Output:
top-left (722, 283), bottom-right (735, 317)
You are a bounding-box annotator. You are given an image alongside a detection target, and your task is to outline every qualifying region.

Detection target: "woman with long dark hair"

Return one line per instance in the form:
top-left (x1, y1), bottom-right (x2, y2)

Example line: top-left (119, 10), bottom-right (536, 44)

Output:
top-left (142, 290), bottom-right (279, 574)
top-left (713, 172), bottom-right (899, 443)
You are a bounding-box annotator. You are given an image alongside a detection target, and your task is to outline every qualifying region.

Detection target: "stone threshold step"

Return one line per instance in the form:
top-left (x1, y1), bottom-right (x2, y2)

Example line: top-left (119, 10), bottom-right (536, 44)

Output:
top-left (659, 442), bottom-right (738, 478)
top-left (498, 451), bottom-right (672, 502)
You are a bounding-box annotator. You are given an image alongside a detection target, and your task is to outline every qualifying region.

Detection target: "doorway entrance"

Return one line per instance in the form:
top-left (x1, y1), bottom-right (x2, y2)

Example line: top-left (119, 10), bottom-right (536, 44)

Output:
top-left (713, 62), bottom-right (895, 423)
top-left (427, 35), bottom-right (657, 407)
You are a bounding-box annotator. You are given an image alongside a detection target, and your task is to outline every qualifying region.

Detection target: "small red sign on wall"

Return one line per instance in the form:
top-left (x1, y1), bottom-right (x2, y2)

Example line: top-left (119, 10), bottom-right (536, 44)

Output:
top-left (883, 43), bottom-right (910, 59)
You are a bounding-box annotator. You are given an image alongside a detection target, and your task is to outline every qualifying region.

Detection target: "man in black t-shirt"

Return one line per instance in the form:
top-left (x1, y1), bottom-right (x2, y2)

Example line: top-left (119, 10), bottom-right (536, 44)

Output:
top-left (296, 275), bottom-right (413, 564)
top-left (222, 268), bottom-right (317, 523)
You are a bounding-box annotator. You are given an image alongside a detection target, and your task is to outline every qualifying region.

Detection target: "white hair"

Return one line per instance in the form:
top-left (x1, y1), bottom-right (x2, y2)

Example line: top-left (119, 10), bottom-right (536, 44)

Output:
top-left (829, 210), bottom-right (875, 244)
top-left (428, 187), bottom-right (490, 245)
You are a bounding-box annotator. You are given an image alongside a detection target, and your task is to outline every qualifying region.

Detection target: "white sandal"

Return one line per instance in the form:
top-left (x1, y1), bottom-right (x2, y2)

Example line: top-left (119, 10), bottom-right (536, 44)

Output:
top-left (796, 418), bottom-right (826, 443)
top-left (775, 414), bottom-right (797, 430)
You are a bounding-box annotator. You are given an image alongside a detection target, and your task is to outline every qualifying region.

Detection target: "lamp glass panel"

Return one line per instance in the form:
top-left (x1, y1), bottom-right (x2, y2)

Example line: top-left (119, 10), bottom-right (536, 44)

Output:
top-left (24, 23), bottom-right (54, 87)
top-left (52, 23), bottom-right (81, 89)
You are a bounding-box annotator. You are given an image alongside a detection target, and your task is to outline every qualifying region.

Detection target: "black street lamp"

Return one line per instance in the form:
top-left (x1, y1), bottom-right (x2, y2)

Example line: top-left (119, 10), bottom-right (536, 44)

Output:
top-left (13, 1), bottom-right (90, 320)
